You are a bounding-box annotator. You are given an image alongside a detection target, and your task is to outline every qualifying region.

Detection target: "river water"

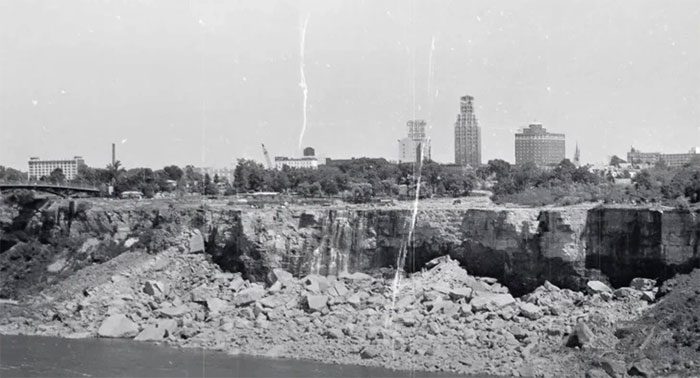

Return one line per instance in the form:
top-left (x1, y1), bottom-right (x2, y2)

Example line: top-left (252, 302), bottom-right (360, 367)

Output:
top-left (0, 335), bottom-right (469, 378)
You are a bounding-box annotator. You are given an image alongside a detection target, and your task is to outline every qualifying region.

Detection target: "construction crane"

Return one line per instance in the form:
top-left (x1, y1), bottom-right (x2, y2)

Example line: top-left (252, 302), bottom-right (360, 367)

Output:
top-left (261, 143), bottom-right (273, 169)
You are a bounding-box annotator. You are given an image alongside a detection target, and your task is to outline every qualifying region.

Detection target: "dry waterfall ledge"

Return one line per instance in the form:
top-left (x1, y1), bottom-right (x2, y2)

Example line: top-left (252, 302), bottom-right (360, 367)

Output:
top-left (1, 198), bottom-right (699, 376)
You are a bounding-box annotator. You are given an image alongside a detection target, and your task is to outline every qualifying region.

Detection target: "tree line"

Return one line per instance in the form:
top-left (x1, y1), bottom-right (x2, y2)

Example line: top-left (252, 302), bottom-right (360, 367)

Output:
top-left (3, 156), bottom-right (698, 206)
top-left (233, 158), bottom-right (477, 202)
top-left (0, 162), bottom-right (228, 197)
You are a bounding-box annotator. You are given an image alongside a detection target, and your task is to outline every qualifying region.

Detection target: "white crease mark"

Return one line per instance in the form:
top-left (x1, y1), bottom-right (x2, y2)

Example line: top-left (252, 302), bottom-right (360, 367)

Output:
top-left (298, 14), bottom-right (310, 149)
top-left (427, 35), bottom-right (437, 123)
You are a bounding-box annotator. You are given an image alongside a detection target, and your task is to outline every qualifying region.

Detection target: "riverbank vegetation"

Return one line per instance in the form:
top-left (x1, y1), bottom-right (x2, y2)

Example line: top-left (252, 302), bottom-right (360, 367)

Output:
top-left (2, 156), bottom-right (699, 207)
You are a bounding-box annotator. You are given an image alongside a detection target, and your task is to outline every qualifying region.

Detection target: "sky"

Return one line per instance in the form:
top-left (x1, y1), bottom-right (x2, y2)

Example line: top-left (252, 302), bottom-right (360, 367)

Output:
top-left (1, 0), bottom-right (699, 170)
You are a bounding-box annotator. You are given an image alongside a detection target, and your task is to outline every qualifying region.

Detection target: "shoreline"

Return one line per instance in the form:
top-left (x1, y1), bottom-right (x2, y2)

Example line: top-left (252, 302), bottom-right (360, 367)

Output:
top-left (0, 334), bottom-right (469, 378)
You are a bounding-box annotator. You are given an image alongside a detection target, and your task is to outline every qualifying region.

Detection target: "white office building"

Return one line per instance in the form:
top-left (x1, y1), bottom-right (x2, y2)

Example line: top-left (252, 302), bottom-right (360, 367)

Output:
top-left (28, 156), bottom-right (85, 180)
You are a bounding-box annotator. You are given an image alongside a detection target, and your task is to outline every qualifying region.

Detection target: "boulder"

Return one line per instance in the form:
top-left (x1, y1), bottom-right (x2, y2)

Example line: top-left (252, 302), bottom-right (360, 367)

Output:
top-left (190, 285), bottom-right (210, 303)
top-left (518, 302), bottom-right (543, 320)
top-left (47, 258), bottom-right (67, 273)
top-left (360, 346), bottom-right (380, 359)
top-left (470, 293), bottom-right (516, 312)
top-left (585, 369), bottom-right (610, 378)
top-left (430, 283), bottom-right (451, 294)
top-left (229, 277), bottom-right (246, 292)
top-left (508, 325), bottom-right (528, 341)
top-left (268, 281), bottom-right (282, 294)
top-left (124, 237), bottom-right (139, 249)
top-left (340, 272), bottom-right (373, 281)
top-left (259, 295), bottom-right (287, 309)
top-left (98, 314), bottom-right (139, 338)
top-left (157, 319), bottom-right (178, 336)
top-left (134, 324), bottom-right (166, 341)
top-left (586, 281), bottom-right (612, 294)
top-left (641, 291), bottom-right (656, 303)
top-left (630, 278), bottom-right (656, 292)
top-left (206, 298), bottom-right (228, 314)
top-left (459, 303), bottom-right (473, 317)
top-left (346, 293), bottom-right (363, 308)
top-left (601, 357), bottom-right (627, 378)
top-left (213, 272), bottom-right (236, 281)
top-left (566, 322), bottom-right (594, 348)
top-left (613, 287), bottom-right (642, 300)
top-left (425, 255), bottom-right (452, 269)
top-left (188, 230), bottom-right (205, 253)
top-left (628, 358), bottom-right (654, 377)
top-left (159, 305), bottom-right (189, 318)
top-left (397, 311), bottom-right (420, 327)
top-left (325, 328), bottom-right (344, 339)
top-left (394, 295), bottom-right (415, 310)
top-left (329, 281), bottom-right (349, 297)
top-left (449, 287), bottom-right (473, 301)
top-left (233, 287), bottom-right (266, 306)
top-left (303, 275), bottom-right (330, 293)
top-left (268, 269), bottom-right (294, 285)
top-left (305, 294), bottom-right (328, 312)
top-left (143, 281), bottom-right (167, 297)
top-left (342, 323), bottom-right (356, 336)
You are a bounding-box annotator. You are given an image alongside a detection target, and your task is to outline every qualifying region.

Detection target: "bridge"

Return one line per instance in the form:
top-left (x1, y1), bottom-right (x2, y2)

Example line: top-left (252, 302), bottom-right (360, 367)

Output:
top-left (0, 181), bottom-right (100, 197)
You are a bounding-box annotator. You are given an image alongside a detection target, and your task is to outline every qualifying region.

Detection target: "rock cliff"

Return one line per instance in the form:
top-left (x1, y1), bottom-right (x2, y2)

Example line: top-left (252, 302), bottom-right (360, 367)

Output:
top-left (1, 198), bottom-right (699, 299)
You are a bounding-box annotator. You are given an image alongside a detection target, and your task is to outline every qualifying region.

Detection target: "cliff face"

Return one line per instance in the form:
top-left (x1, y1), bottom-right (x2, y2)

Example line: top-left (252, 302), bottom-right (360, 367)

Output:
top-left (1, 197), bottom-right (699, 299)
top-left (208, 207), bottom-right (592, 295)
top-left (0, 199), bottom-right (202, 298)
top-left (209, 206), bottom-right (699, 295)
top-left (585, 208), bottom-right (700, 287)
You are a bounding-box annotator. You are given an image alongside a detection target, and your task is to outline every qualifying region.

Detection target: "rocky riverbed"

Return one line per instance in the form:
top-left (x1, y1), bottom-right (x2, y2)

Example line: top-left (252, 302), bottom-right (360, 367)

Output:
top-left (1, 239), bottom-right (686, 377)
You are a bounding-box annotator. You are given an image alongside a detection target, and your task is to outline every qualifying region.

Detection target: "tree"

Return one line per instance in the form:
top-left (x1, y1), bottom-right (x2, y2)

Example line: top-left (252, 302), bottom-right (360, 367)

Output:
top-left (551, 159), bottom-right (577, 184)
top-left (48, 168), bottom-right (65, 184)
top-left (609, 155), bottom-right (626, 167)
top-left (0, 166), bottom-right (26, 181)
top-left (163, 165), bottom-right (184, 181)
top-left (271, 170), bottom-right (291, 193)
top-left (204, 173), bottom-right (218, 195)
top-left (349, 183), bottom-right (373, 203)
top-left (234, 159), bottom-right (269, 192)
top-left (484, 159), bottom-right (512, 179)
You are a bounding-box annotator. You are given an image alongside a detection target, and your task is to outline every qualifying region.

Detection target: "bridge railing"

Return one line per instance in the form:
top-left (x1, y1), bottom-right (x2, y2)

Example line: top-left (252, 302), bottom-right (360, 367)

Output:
top-left (0, 180), bottom-right (100, 191)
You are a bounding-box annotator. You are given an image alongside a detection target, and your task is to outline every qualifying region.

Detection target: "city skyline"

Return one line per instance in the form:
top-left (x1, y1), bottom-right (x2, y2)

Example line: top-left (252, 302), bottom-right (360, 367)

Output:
top-left (1, 1), bottom-right (699, 170)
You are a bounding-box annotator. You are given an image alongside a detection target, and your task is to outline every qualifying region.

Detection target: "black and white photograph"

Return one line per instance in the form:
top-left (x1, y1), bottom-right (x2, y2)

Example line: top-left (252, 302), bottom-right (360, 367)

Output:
top-left (1, 1), bottom-right (699, 377)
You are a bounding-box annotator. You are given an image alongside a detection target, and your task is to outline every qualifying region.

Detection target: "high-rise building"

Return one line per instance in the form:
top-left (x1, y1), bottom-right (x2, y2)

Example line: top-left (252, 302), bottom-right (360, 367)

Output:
top-left (398, 120), bottom-right (431, 163)
top-left (574, 143), bottom-right (581, 166)
top-left (514, 123), bottom-right (565, 166)
top-left (28, 156), bottom-right (85, 180)
top-left (454, 95), bottom-right (481, 167)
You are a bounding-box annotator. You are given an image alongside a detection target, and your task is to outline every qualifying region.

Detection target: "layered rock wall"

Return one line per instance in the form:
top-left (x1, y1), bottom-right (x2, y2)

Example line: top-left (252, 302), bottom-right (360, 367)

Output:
top-left (211, 206), bottom-right (699, 294)
top-left (2, 198), bottom-right (699, 298)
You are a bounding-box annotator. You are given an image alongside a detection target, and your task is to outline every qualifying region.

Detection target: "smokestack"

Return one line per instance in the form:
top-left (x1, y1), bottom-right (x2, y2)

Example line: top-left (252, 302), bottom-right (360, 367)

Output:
top-left (112, 143), bottom-right (116, 166)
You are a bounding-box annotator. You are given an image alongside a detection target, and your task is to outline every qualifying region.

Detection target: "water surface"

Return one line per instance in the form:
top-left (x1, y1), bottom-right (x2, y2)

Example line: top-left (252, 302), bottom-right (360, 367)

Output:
top-left (0, 334), bottom-right (470, 378)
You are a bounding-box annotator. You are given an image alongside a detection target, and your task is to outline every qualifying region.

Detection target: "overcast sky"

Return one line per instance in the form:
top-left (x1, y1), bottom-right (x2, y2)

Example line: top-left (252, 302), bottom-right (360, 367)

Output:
top-left (1, 0), bottom-right (699, 170)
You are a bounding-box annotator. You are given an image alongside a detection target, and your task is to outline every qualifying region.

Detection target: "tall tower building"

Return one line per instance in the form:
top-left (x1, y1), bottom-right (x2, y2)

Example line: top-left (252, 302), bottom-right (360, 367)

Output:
top-left (454, 95), bottom-right (482, 167)
top-left (398, 120), bottom-right (431, 163)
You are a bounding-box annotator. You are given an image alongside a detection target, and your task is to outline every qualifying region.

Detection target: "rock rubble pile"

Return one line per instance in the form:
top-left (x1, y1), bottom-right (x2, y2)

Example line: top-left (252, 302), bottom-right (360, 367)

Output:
top-left (0, 245), bottom-right (670, 377)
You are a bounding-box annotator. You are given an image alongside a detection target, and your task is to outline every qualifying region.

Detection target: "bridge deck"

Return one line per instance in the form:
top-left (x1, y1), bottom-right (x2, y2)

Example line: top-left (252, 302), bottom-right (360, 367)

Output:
top-left (0, 182), bottom-right (100, 193)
